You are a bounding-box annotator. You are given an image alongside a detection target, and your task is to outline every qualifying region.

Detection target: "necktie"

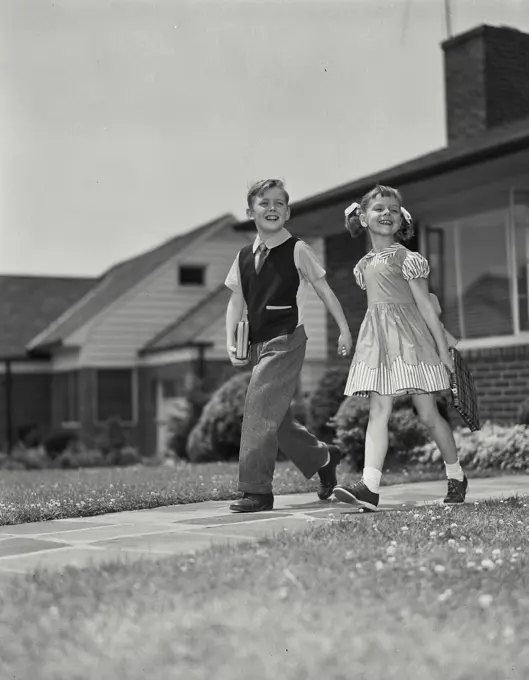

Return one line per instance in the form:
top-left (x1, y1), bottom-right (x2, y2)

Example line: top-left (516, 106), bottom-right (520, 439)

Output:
top-left (255, 243), bottom-right (269, 274)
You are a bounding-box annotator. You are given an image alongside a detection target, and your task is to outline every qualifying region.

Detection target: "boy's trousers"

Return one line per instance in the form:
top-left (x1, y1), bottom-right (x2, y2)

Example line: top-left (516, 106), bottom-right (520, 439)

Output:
top-left (238, 324), bottom-right (329, 494)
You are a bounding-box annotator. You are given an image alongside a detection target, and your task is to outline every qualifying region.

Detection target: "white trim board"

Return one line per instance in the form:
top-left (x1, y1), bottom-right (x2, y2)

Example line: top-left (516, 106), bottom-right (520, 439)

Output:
top-left (138, 349), bottom-right (197, 366)
top-left (0, 361), bottom-right (51, 374)
top-left (456, 333), bottom-right (529, 352)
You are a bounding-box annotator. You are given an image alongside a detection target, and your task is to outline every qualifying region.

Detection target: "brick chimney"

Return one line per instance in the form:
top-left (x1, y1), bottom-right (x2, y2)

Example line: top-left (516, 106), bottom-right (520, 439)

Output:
top-left (442, 24), bottom-right (529, 145)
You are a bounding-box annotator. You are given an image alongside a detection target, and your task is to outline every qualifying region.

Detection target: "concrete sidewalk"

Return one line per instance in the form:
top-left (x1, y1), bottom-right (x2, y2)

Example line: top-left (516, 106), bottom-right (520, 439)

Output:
top-left (0, 476), bottom-right (527, 575)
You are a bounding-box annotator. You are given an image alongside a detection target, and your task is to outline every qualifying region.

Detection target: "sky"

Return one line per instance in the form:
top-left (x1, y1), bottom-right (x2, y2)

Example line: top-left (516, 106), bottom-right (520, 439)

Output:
top-left (1, 0), bottom-right (529, 278)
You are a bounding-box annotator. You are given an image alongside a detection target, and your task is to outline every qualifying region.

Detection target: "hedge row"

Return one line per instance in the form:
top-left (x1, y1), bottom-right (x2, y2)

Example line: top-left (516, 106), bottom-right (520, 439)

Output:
top-left (183, 365), bottom-right (529, 472)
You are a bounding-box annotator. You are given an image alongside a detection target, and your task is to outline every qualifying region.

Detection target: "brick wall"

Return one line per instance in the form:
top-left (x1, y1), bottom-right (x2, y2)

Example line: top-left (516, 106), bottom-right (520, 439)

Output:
top-left (443, 25), bottom-right (529, 144)
top-left (462, 344), bottom-right (529, 423)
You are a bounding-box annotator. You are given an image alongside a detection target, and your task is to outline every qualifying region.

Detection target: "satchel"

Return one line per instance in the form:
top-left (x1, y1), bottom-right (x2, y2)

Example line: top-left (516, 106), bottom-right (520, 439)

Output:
top-left (235, 320), bottom-right (250, 361)
top-left (449, 347), bottom-right (481, 432)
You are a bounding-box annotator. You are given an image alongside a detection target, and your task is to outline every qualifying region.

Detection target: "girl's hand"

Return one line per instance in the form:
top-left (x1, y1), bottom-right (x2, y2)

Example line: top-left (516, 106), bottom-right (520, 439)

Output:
top-left (439, 348), bottom-right (455, 374)
top-left (337, 329), bottom-right (353, 357)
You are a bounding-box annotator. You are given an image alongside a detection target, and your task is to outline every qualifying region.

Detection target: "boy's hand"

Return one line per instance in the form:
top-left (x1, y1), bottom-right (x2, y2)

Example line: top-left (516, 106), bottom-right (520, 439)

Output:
top-left (337, 329), bottom-right (353, 357)
top-left (227, 345), bottom-right (250, 367)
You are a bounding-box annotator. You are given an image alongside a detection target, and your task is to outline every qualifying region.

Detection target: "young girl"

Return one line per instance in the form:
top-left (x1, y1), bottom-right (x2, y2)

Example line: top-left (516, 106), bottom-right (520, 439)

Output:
top-left (333, 185), bottom-right (467, 511)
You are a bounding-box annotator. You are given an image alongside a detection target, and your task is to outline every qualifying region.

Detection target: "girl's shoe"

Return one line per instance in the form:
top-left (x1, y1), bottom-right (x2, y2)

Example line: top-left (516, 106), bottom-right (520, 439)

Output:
top-left (443, 476), bottom-right (468, 504)
top-left (333, 481), bottom-right (379, 512)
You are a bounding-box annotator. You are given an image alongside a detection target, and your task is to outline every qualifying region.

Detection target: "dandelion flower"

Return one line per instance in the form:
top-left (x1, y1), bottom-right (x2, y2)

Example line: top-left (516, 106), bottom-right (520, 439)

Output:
top-left (478, 594), bottom-right (493, 608)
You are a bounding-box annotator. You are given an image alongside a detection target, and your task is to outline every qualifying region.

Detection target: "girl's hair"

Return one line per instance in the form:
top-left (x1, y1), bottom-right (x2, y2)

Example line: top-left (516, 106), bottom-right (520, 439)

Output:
top-left (345, 184), bottom-right (414, 242)
top-left (247, 179), bottom-right (290, 209)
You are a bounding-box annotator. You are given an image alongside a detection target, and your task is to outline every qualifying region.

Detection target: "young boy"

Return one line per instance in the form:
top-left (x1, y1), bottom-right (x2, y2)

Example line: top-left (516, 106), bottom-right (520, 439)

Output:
top-left (225, 178), bottom-right (353, 513)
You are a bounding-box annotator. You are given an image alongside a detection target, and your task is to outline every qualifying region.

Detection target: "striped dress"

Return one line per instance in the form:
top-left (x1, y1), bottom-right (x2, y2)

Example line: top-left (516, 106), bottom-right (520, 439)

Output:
top-left (344, 243), bottom-right (450, 397)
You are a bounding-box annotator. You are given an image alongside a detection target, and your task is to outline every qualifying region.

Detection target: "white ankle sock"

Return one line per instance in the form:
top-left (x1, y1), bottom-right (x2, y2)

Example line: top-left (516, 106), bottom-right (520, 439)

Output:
top-left (445, 461), bottom-right (464, 482)
top-left (362, 467), bottom-right (382, 493)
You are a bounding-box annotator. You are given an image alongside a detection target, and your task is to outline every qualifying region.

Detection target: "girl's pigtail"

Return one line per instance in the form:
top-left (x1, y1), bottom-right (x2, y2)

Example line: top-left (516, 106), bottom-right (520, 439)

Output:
top-left (344, 201), bottom-right (363, 238)
top-left (396, 207), bottom-right (415, 242)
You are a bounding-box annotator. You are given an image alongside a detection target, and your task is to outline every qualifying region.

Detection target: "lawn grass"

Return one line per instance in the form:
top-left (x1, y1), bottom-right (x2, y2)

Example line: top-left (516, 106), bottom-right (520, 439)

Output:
top-left (0, 497), bottom-right (527, 680)
top-left (0, 460), bottom-right (508, 526)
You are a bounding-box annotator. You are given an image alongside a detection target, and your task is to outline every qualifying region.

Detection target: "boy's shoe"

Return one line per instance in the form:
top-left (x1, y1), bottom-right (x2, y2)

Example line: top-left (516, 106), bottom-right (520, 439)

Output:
top-left (443, 476), bottom-right (468, 504)
top-left (317, 445), bottom-right (342, 500)
top-left (229, 493), bottom-right (274, 513)
top-left (333, 481), bottom-right (379, 512)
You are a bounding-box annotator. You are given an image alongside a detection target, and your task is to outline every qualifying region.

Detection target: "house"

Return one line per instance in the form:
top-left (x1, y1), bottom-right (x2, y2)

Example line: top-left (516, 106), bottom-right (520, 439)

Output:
top-left (237, 23), bottom-right (529, 423)
top-left (0, 275), bottom-right (96, 449)
top-left (1, 214), bottom-right (329, 455)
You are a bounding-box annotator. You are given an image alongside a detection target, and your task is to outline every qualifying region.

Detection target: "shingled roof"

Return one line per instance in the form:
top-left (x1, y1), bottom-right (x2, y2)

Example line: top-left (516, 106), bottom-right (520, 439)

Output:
top-left (0, 275), bottom-right (96, 359)
top-left (27, 214), bottom-right (238, 351)
top-left (140, 284), bottom-right (230, 354)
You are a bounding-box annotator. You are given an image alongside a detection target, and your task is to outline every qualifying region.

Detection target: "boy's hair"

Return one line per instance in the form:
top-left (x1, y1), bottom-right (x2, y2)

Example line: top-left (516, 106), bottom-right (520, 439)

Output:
top-left (247, 179), bottom-right (290, 209)
top-left (345, 184), bottom-right (414, 242)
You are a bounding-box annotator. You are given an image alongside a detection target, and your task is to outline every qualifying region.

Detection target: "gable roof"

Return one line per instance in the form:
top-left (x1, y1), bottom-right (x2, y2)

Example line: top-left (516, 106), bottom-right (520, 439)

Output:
top-left (27, 214), bottom-right (238, 352)
top-left (140, 284), bottom-right (230, 355)
top-left (235, 117), bottom-right (529, 231)
top-left (0, 275), bottom-right (96, 359)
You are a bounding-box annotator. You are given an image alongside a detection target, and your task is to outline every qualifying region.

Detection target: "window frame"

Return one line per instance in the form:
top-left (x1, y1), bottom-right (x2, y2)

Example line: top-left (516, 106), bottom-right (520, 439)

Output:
top-left (93, 368), bottom-right (138, 426)
top-left (424, 188), bottom-right (529, 350)
top-left (55, 370), bottom-right (80, 427)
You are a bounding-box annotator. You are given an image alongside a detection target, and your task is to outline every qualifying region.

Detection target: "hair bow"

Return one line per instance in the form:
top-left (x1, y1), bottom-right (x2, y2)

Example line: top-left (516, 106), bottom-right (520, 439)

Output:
top-left (344, 202), bottom-right (360, 217)
top-left (401, 207), bottom-right (412, 225)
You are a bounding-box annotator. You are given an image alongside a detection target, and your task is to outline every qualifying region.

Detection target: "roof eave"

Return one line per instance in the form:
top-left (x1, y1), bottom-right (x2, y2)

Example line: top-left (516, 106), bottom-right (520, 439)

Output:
top-left (0, 352), bottom-right (51, 362)
top-left (139, 340), bottom-right (214, 357)
top-left (234, 130), bottom-right (529, 231)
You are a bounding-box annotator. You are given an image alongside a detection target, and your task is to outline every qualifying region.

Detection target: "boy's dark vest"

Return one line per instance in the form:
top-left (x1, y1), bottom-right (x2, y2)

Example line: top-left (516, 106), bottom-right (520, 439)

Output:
top-left (239, 236), bottom-right (300, 343)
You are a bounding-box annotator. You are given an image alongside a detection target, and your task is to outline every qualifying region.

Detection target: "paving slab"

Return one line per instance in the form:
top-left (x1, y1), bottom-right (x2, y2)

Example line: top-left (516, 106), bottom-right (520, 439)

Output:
top-left (0, 476), bottom-right (526, 575)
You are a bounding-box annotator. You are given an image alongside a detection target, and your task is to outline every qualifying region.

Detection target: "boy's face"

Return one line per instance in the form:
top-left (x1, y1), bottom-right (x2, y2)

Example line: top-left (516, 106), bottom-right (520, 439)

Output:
top-left (247, 186), bottom-right (290, 235)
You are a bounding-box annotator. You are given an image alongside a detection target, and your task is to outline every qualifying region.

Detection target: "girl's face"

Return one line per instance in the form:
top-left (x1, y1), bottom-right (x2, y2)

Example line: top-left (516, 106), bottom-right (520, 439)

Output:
top-left (247, 186), bottom-right (290, 235)
top-left (361, 194), bottom-right (402, 238)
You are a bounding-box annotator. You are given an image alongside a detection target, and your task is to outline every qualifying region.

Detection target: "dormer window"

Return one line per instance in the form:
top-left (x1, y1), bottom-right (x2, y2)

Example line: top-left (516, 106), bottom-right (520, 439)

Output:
top-left (178, 265), bottom-right (205, 286)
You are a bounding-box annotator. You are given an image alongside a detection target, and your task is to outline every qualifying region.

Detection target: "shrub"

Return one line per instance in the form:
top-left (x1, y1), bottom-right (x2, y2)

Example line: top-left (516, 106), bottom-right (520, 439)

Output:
top-left (94, 417), bottom-right (128, 456)
top-left (43, 429), bottom-right (79, 459)
top-left (166, 382), bottom-right (211, 460)
top-left (54, 448), bottom-right (107, 469)
top-left (16, 424), bottom-right (43, 448)
top-left (108, 446), bottom-right (141, 467)
top-left (187, 372), bottom-right (252, 463)
top-left (306, 362), bottom-right (451, 447)
top-left (306, 365), bottom-right (349, 443)
top-left (10, 445), bottom-right (49, 470)
top-left (516, 397), bottom-right (529, 426)
top-left (410, 422), bottom-right (529, 471)
top-left (332, 396), bottom-right (432, 470)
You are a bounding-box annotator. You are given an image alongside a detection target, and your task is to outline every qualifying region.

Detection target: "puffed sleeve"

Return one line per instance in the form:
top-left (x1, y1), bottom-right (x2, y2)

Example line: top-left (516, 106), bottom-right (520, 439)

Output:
top-left (402, 251), bottom-right (430, 280)
top-left (353, 263), bottom-right (366, 290)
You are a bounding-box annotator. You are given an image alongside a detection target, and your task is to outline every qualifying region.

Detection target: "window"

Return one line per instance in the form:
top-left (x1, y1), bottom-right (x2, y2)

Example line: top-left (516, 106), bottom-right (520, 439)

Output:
top-left (95, 369), bottom-right (135, 424)
top-left (512, 189), bottom-right (529, 332)
top-left (161, 379), bottom-right (178, 399)
top-left (178, 265), bottom-right (205, 286)
top-left (55, 371), bottom-right (79, 424)
top-left (424, 190), bottom-right (529, 343)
